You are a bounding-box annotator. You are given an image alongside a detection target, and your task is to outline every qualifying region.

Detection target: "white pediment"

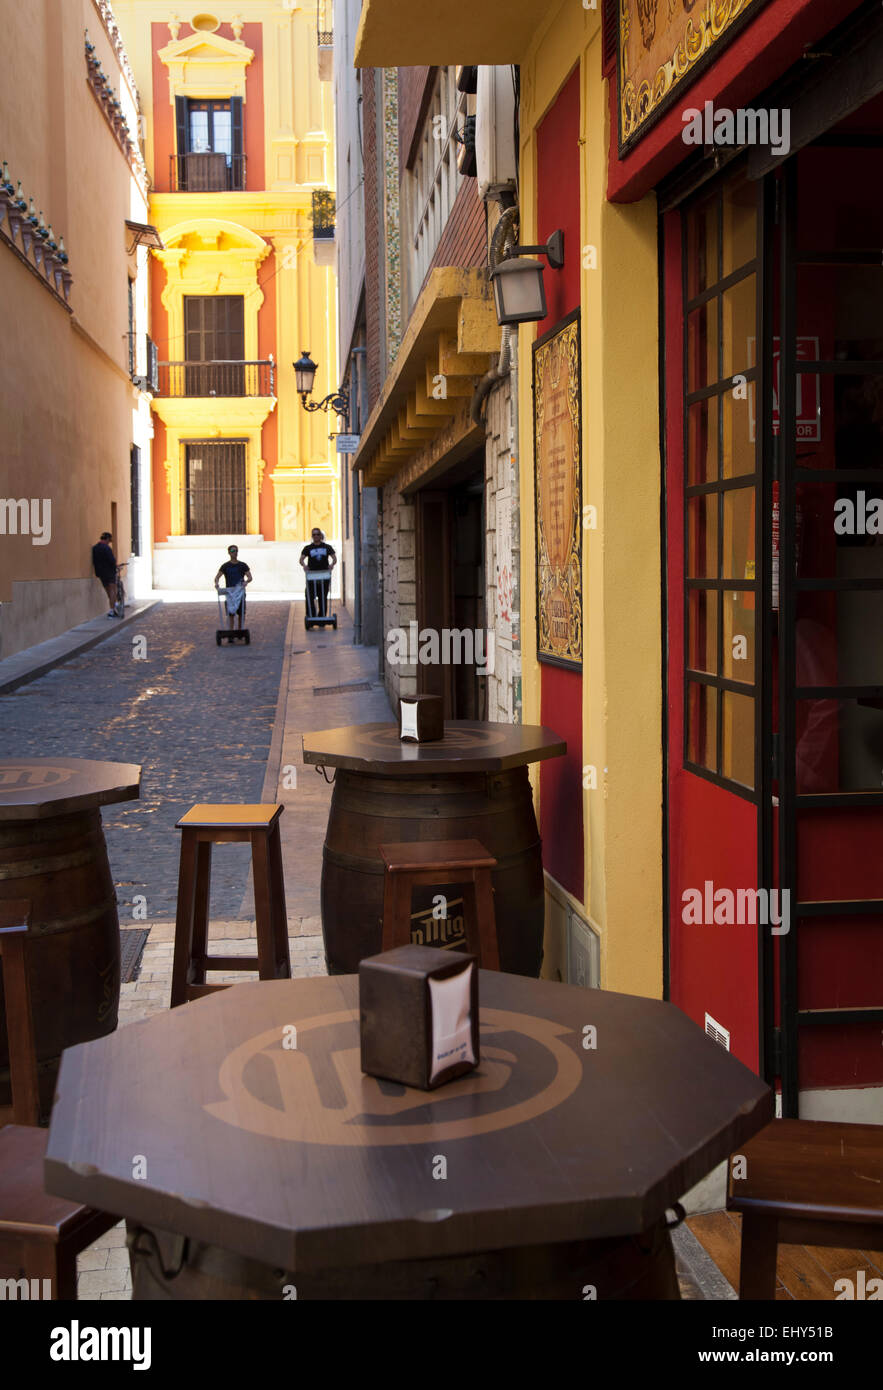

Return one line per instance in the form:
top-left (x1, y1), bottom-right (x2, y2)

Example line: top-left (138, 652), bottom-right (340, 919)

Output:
top-left (159, 30), bottom-right (254, 103)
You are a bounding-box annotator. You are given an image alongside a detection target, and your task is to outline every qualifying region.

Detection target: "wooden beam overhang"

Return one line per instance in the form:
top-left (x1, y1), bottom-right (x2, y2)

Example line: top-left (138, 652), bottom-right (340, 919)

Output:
top-left (354, 267), bottom-right (500, 489)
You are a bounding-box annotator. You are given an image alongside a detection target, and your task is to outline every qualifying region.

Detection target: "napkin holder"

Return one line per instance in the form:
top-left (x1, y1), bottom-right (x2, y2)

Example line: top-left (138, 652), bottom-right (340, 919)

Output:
top-left (359, 944), bottom-right (479, 1090)
top-left (398, 694), bottom-right (444, 742)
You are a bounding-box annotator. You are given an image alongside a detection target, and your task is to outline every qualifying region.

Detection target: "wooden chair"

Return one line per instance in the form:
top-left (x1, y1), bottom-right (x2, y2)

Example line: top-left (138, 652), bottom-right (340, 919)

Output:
top-left (170, 804), bottom-right (291, 1008)
top-left (379, 839), bottom-right (501, 969)
top-left (727, 1118), bottom-right (883, 1299)
top-left (0, 901), bottom-right (118, 1299)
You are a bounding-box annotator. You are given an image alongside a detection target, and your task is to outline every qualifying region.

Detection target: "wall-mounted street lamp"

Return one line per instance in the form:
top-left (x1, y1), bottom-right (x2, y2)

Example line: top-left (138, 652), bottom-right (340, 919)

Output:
top-left (294, 350), bottom-right (350, 415)
top-left (489, 229), bottom-right (564, 326)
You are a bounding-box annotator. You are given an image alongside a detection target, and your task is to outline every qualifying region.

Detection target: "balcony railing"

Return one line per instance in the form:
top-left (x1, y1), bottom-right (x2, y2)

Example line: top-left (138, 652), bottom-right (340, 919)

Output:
top-left (157, 360), bottom-right (276, 398)
top-left (169, 153), bottom-right (247, 192)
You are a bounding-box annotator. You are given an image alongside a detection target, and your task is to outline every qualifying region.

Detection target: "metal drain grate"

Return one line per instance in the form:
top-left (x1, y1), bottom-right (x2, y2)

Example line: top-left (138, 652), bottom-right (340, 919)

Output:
top-left (120, 928), bottom-right (150, 983)
top-left (313, 681), bottom-right (372, 696)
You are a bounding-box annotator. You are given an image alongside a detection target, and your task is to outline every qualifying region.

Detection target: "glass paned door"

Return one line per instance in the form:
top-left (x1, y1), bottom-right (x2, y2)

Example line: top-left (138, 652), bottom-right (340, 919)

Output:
top-left (776, 139), bottom-right (883, 1113)
top-left (184, 297), bottom-right (245, 397)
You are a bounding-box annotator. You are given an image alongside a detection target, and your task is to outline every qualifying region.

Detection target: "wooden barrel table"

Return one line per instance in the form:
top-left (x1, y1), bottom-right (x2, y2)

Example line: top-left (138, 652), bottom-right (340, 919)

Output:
top-left (301, 721), bottom-right (566, 976)
top-left (0, 758), bottom-right (140, 1116)
top-left (45, 973), bottom-right (774, 1301)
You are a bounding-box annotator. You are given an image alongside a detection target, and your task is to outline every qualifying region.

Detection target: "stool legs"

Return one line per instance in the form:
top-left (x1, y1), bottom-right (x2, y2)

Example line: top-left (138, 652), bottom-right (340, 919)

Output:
top-left (171, 831), bottom-right (198, 1009)
top-left (172, 822), bottom-right (290, 1008)
top-left (382, 871), bottom-right (414, 952)
top-left (268, 823), bottom-right (291, 976)
top-left (252, 830), bottom-right (290, 981)
top-left (471, 868), bottom-right (499, 970)
top-left (381, 865), bottom-right (500, 968)
top-left (738, 1212), bottom-right (779, 1299)
top-left (191, 842), bottom-right (212, 988)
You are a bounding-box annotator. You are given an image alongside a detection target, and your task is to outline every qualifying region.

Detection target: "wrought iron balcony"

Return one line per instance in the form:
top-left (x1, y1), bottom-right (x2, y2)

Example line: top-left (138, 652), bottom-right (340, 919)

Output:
top-left (169, 153), bottom-right (247, 192)
top-left (157, 360), bottom-right (276, 398)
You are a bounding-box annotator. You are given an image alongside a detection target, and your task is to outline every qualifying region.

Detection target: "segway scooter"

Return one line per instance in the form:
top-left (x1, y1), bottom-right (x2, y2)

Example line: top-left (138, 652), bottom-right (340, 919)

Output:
top-left (304, 569), bottom-right (337, 631)
top-left (216, 586), bottom-right (250, 645)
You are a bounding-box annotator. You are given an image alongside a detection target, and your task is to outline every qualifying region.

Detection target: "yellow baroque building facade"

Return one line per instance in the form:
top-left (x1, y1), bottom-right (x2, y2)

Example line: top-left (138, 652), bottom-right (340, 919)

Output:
top-left (115, 1), bottom-right (339, 592)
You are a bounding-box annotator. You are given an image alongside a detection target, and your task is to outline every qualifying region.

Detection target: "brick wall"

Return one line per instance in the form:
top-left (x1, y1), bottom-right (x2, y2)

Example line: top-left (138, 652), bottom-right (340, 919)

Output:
top-left (426, 178), bottom-right (487, 281)
top-left (362, 67), bottom-right (383, 413)
top-left (381, 482), bottom-right (417, 707)
top-left (484, 364), bottom-right (521, 724)
top-left (397, 66), bottom-right (434, 174)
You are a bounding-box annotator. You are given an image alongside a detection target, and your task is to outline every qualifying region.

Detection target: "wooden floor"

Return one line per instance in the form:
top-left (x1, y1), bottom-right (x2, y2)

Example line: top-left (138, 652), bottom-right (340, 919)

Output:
top-left (689, 1210), bottom-right (883, 1299)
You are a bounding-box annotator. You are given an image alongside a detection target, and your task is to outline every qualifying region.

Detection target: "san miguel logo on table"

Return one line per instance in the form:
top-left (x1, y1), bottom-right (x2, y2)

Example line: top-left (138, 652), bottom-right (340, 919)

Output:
top-left (206, 1009), bottom-right (583, 1146)
top-left (534, 310), bottom-right (582, 670)
top-left (619, 0), bottom-right (768, 154)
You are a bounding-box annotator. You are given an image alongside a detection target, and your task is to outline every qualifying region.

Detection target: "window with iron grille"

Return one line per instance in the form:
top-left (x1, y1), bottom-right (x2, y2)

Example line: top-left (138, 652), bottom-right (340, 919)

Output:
top-left (404, 68), bottom-right (469, 311)
top-left (128, 277), bottom-right (136, 378)
top-left (185, 441), bottom-right (247, 535)
top-left (130, 445), bottom-right (142, 557)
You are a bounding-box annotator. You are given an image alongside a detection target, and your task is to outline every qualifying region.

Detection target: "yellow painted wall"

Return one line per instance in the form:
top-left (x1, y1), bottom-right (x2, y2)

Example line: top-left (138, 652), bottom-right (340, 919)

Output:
top-left (518, 2), bottom-right (663, 998)
top-left (115, 0), bottom-right (339, 547)
top-left (0, 0), bottom-right (146, 657)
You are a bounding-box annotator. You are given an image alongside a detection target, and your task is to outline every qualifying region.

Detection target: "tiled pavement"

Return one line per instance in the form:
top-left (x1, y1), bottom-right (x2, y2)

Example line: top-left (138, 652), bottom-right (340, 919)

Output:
top-left (8, 600), bottom-right (393, 1298)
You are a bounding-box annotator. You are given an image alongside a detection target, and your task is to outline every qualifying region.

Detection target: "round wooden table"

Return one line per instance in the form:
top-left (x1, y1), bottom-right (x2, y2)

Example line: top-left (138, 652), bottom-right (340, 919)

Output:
top-left (302, 721), bottom-right (565, 976)
top-left (0, 757), bottom-right (140, 1114)
top-left (45, 971), bottom-right (773, 1300)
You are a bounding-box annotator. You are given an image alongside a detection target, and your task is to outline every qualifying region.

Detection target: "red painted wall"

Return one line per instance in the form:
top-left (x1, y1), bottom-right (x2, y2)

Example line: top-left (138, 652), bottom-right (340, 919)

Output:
top-left (536, 66), bottom-right (584, 901)
top-left (151, 23), bottom-right (174, 192)
top-left (607, 0), bottom-right (865, 202)
top-left (663, 209), bottom-right (760, 1072)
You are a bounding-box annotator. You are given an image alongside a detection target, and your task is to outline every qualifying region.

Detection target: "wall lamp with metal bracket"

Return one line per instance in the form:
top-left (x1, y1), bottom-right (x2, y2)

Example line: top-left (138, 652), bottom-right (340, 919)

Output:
top-left (294, 350), bottom-right (350, 415)
top-left (489, 229), bottom-right (565, 326)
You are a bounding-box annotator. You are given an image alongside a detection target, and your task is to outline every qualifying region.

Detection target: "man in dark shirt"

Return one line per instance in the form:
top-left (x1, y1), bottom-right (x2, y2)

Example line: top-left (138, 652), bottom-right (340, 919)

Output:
top-left (92, 532), bottom-right (118, 617)
top-left (214, 545), bottom-right (252, 630)
top-left (300, 528), bottom-right (336, 619)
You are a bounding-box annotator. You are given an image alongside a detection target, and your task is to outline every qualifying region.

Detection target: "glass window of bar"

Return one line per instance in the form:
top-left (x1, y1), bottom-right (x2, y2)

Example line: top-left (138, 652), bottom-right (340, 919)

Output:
top-left (683, 173), bottom-right (760, 793)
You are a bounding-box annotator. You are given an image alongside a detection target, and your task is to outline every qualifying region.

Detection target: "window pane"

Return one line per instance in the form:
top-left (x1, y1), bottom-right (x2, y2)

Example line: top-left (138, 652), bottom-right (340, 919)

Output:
top-left (686, 191), bottom-right (719, 299)
top-left (721, 485), bottom-right (754, 581)
top-left (687, 396), bottom-right (718, 484)
top-left (797, 589), bottom-right (883, 687)
top-left (687, 299), bottom-right (719, 391)
top-left (687, 682), bottom-right (718, 772)
top-left (722, 591), bottom-right (755, 682)
top-left (213, 109), bottom-right (233, 158)
top-left (796, 698), bottom-right (883, 793)
top-left (797, 147), bottom-right (883, 252)
top-left (795, 476), bottom-right (883, 580)
top-left (721, 273), bottom-right (755, 380)
top-left (722, 175), bottom-right (757, 277)
top-left (688, 588), bottom-right (719, 674)
top-left (189, 110), bottom-right (210, 151)
top-left (795, 266), bottom-right (883, 362)
top-left (688, 494), bottom-right (718, 578)
top-left (721, 388), bottom-right (756, 479)
top-left (721, 690), bottom-right (755, 789)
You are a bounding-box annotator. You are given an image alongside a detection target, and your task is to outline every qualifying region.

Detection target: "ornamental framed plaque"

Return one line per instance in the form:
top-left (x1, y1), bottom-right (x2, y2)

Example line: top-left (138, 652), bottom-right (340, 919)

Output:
top-left (618, 0), bottom-right (769, 157)
top-left (533, 309), bottom-right (582, 670)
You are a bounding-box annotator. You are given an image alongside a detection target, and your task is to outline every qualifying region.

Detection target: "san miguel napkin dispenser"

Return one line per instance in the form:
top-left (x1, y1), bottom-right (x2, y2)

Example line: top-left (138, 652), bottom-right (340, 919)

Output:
top-left (359, 945), bottom-right (479, 1090)
top-left (398, 694), bottom-right (444, 743)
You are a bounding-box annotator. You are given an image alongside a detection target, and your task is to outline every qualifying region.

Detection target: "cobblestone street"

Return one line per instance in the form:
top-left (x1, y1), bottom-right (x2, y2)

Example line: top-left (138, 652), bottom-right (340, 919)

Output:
top-left (1, 601), bottom-right (289, 921)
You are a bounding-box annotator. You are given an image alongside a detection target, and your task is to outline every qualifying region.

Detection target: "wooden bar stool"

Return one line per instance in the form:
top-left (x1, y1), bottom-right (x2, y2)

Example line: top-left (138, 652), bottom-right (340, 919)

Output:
top-left (170, 805), bottom-right (291, 1008)
top-left (0, 901), bottom-right (118, 1298)
top-left (378, 838), bottom-right (501, 969)
top-left (727, 1118), bottom-right (883, 1299)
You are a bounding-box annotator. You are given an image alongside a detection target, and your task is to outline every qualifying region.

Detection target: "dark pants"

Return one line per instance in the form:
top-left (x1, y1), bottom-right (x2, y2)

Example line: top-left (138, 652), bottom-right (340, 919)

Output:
top-left (307, 576), bottom-right (330, 618)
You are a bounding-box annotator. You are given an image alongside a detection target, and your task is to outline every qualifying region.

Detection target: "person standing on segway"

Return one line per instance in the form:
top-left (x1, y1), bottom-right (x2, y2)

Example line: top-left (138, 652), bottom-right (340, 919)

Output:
top-left (214, 545), bottom-right (252, 632)
top-left (300, 528), bottom-right (336, 621)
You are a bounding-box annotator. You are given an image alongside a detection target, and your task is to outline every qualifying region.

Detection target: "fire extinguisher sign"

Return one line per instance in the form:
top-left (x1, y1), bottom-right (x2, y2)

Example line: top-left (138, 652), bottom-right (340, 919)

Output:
top-left (747, 336), bottom-right (821, 444)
